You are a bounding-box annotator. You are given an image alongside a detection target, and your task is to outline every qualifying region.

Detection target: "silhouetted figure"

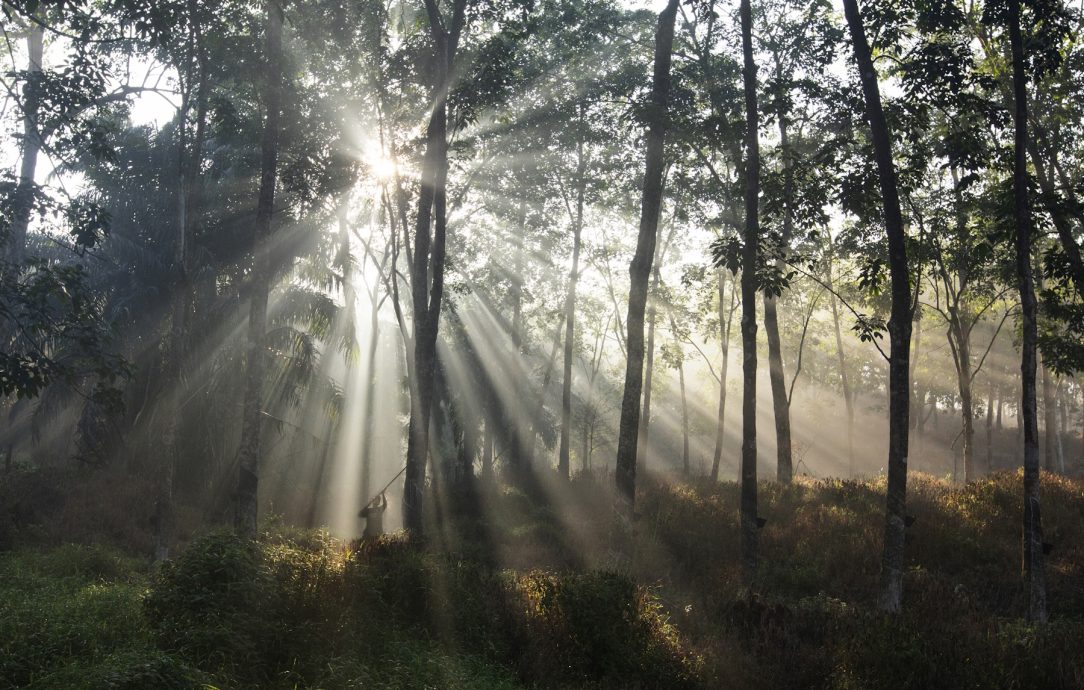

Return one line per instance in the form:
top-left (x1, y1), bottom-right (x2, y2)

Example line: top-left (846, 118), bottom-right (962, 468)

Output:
top-left (359, 492), bottom-right (387, 539)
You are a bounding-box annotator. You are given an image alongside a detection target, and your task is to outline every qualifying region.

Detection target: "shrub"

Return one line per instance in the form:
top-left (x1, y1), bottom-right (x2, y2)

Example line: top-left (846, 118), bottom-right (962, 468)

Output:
top-left (513, 570), bottom-right (696, 688)
top-left (144, 529), bottom-right (282, 680)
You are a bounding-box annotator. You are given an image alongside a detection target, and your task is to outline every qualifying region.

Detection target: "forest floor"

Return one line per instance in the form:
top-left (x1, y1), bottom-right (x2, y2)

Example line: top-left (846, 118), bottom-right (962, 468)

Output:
top-left (1, 470), bottom-right (1083, 689)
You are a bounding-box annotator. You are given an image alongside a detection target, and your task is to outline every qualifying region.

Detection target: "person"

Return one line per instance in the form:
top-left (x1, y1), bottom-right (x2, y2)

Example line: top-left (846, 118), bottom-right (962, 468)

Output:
top-left (358, 492), bottom-right (387, 539)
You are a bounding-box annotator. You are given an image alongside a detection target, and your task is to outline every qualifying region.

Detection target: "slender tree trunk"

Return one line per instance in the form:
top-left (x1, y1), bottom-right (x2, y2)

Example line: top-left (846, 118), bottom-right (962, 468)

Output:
top-left (5, 22), bottom-right (43, 267)
top-left (614, 0), bottom-right (679, 514)
top-left (558, 128), bottom-right (586, 479)
top-left (670, 314), bottom-right (691, 476)
top-left (829, 255), bottom-right (856, 475)
top-left (997, 387), bottom-right (1003, 431)
top-left (525, 323), bottom-right (564, 463)
top-left (481, 421), bottom-right (494, 478)
top-left (581, 329), bottom-right (605, 472)
top-left (910, 313), bottom-right (923, 435)
top-left (1041, 355), bottom-right (1057, 472)
top-left (954, 318), bottom-right (975, 482)
top-left (1009, 0), bottom-right (1047, 624)
top-left (637, 266), bottom-right (662, 471)
top-left (764, 112), bottom-right (794, 483)
top-left (1057, 386), bottom-right (1067, 474)
top-left (711, 270), bottom-right (734, 481)
top-left (738, 0), bottom-right (761, 582)
top-left (158, 17), bottom-right (210, 559)
top-left (234, 0), bottom-right (284, 537)
top-left (831, 293), bottom-right (857, 474)
top-left (1054, 383), bottom-right (1065, 474)
top-left (504, 192), bottom-right (529, 471)
top-left (843, 0), bottom-right (913, 612)
top-left (986, 384), bottom-right (996, 474)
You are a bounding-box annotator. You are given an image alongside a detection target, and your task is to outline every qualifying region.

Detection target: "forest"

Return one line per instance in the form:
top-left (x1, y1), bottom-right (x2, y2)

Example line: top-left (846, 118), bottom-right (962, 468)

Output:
top-left (0, 0), bottom-right (1083, 687)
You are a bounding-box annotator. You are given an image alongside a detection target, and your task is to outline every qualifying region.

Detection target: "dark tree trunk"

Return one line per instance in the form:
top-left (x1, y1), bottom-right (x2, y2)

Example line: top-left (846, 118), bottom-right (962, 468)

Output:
top-left (234, 0), bottom-right (284, 537)
top-left (843, 0), bottom-right (913, 612)
top-left (1009, 0), bottom-right (1048, 624)
top-left (637, 266), bottom-right (663, 470)
top-left (738, 0), bottom-right (760, 582)
top-left (558, 125), bottom-right (586, 479)
top-left (404, 0), bottom-right (464, 534)
top-left (614, 0), bottom-right (679, 514)
top-left (711, 270), bottom-right (735, 482)
top-left (764, 112), bottom-right (793, 484)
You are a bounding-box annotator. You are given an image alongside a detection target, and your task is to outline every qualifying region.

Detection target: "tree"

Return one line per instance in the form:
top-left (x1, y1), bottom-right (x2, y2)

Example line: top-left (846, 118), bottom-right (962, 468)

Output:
top-left (559, 106), bottom-right (587, 480)
top-left (234, 0), bottom-right (285, 536)
top-left (402, 0), bottom-right (469, 534)
top-left (737, 0), bottom-right (761, 582)
top-left (1005, 0), bottom-right (1048, 624)
top-left (710, 269), bottom-right (737, 481)
top-left (842, 0), bottom-right (913, 612)
top-left (614, 0), bottom-right (679, 516)
top-left (4, 19), bottom-right (43, 268)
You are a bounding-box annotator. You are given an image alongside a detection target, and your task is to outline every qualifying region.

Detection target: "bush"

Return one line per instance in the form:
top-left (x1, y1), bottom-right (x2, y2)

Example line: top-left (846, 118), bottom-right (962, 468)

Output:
top-left (513, 570), bottom-right (696, 688)
top-left (144, 529), bottom-right (283, 680)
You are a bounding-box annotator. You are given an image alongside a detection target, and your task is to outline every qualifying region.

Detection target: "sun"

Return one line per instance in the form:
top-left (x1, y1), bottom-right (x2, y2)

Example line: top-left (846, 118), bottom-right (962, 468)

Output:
top-left (362, 141), bottom-right (397, 182)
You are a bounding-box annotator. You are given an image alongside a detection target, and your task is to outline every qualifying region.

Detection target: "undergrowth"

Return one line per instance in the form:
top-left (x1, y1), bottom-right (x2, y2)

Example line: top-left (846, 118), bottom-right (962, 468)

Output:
top-left (1, 471), bottom-right (1082, 689)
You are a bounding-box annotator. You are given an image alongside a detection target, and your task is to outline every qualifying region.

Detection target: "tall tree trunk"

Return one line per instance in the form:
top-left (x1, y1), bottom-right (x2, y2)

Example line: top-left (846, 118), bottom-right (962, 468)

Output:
top-left (986, 384), bottom-right (996, 474)
top-left (525, 323), bottom-right (564, 464)
top-left (159, 11), bottom-right (209, 560)
top-left (403, 0), bottom-right (463, 534)
top-left (670, 314), bottom-right (691, 476)
top-left (614, 0), bottom-right (679, 514)
top-left (1009, 0), bottom-right (1047, 624)
top-left (234, 0), bottom-right (284, 537)
top-left (360, 308), bottom-right (381, 503)
top-left (558, 128), bottom-right (586, 480)
top-left (5, 21), bottom-right (43, 267)
top-left (910, 312), bottom-right (923, 436)
top-left (637, 265), bottom-right (662, 470)
top-left (738, 0), bottom-right (761, 582)
top-left (1041, 355), bottom-right (1057, 472)
top-left (504, 192), bottom-right (529, 471)
top-left (581, 328), bottom-right (606, 472)
top-left (764, 111), bottom-right (793, 484)
top-left (828, 250), bottom-right (856, 474)
top-left (996, 385), bottom-right (1003, 431)
top-left (481, 420), bottom-right (494, 478)
top-left (843, 0), bottom-right (913, 612)
top-left (711, 270), bottom-right (734, 481)
top-left (954, 317), bottom-right (975, 482)
top-left (1054, 383), bottom-right (1065, 474)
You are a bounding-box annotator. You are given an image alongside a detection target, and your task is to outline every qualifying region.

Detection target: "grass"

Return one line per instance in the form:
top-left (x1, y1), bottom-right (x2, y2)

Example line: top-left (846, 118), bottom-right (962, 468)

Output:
top-left (1, 470), bottom-right (1082, 688)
